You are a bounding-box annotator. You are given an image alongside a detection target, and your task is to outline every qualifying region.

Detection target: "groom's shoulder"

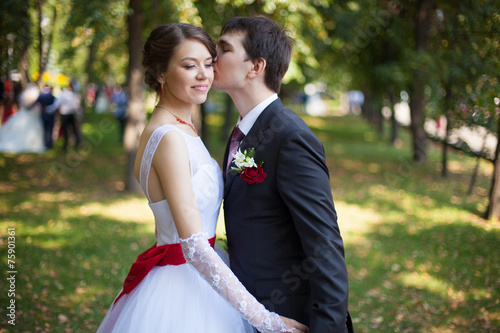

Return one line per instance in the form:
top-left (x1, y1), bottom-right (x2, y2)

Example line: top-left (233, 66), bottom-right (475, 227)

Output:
top-left (271, 105), bottom-right (314, 133)
top-left (262, 99), bottom-right (318, 140)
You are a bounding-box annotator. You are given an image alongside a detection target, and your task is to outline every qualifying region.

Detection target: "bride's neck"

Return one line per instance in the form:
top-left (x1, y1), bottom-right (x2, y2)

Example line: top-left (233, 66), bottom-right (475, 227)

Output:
top-left (156, 98), bottom-right (193, 120)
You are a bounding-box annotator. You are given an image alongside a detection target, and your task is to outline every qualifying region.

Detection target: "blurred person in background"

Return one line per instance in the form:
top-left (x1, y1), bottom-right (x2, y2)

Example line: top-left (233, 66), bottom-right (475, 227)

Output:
top-left (111, 85), bottom-right (128, 143)
top-left (55, 82), bottom-right (82, 151)
top-left (33, 85), bottom-right (58, 149)
top-left (1, 78), bottom-right (17, 124)
top-left (0, 83), bottom-right (45, 153)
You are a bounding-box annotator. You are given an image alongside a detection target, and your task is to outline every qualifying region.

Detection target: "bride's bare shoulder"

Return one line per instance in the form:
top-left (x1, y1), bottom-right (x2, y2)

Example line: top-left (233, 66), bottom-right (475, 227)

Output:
top-left (137, 123), bottom-right (185, 160)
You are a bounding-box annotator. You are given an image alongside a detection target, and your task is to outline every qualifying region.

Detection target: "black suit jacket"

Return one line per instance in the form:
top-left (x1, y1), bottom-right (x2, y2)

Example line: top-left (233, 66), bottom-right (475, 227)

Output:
top-left (223, 99), bottom-right (350, 332)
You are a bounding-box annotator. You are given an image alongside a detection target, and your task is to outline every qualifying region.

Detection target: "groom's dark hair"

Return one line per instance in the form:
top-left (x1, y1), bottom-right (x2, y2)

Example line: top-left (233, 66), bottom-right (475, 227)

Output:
top-left (221, 16), bottom-right (294, 93)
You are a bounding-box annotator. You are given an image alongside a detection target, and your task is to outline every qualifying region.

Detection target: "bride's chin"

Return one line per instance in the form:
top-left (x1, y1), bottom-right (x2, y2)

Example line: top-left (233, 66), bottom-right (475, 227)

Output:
top-left (193, 96), bottom-right (208, 105)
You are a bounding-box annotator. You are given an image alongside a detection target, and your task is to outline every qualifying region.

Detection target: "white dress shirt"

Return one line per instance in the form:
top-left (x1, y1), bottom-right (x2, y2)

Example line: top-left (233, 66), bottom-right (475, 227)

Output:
top-left (236, 93), bottom-right (278, 135)
top-left (56, 89), bottom-right (80, 115)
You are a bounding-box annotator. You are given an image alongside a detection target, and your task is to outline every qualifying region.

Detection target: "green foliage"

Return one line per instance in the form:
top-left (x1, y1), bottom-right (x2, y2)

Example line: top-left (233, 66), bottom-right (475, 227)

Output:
top-left (425, 0), bottom-right (500, 132)
top-left (59, 0), bottom-right (128, 84)
top-left (3, 0), bottom-right (497, 101)
top-left (2, 0), bottom-right (498, 164)
top-left (0, 0), bottom-right (30, 77)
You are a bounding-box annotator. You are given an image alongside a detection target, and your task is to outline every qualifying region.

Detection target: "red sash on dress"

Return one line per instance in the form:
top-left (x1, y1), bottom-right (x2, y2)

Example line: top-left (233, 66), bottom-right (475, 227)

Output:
top-left (114, 236), bottom-right (216, 305)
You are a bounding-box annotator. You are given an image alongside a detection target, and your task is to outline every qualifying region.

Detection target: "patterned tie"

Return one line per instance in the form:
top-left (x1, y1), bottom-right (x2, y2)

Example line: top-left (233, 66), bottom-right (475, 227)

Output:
top-left (226, 126), bottom-right (245, 175)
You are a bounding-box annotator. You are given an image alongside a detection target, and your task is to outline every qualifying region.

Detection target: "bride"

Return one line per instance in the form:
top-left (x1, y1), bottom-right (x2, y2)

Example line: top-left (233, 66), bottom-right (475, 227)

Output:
top-left (96, 24), bottom-right (308, 333)
top-left (0, 83), bottom-right (45, 154)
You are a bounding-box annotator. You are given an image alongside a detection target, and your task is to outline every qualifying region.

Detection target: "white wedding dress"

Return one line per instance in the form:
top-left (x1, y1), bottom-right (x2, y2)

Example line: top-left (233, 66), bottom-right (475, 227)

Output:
top-left (97, 125), bottom-right (259, 332)
top-left (0, 86), bottom-right (45, 154)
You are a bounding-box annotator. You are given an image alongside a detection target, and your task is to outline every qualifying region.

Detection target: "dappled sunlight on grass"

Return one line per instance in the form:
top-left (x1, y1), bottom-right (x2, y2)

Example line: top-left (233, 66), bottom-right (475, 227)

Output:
top-left (75, 196), bottom-right (154, 226)
top-left (301, 115), bottom-right (327, 129)
top-left (0, 182), bottom-right (16, 194)
top-left (337, 159), bottom-right (367, 173)
top-left (24, 225), bottom-right (72, 250)
top-left (428, 327), bottom-right (456, 333)
top-left (448, 157), bottom-right (493, 176)
top-left (398, 271), bottom-right (449, 296)
top-left (346, 212), bottom-right (500, 331)
top-left (334, 200), bottom-right (382, 237)
top-left (37, 191), bottom-right (82, 202)
top-left (317, 116), bottom-right (499, 332)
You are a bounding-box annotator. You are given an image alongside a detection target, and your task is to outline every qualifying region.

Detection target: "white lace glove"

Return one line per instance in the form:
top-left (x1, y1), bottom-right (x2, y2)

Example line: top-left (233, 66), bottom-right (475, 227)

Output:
top-left (180, 232), bottom-right (291, 333)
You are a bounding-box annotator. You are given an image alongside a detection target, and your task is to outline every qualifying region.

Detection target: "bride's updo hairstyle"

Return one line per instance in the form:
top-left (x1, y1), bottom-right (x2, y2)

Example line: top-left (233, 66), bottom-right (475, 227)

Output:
top-left (142, 23), bottom-right (216, 96)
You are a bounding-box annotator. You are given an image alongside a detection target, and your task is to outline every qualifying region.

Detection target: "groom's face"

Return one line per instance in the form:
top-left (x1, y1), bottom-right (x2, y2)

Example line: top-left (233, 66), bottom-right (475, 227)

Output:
top-left (212, 32), bottom-right (253, 93)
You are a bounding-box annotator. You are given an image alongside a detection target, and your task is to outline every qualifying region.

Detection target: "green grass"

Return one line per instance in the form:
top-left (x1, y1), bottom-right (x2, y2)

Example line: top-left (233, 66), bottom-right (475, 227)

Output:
top-left (1, 111), bottom-right (498, 332)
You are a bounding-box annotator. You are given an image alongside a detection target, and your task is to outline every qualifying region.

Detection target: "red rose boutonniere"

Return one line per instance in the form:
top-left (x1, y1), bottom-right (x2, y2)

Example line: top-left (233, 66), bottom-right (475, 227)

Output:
top-left (230, 148), bottom-right (266, 184)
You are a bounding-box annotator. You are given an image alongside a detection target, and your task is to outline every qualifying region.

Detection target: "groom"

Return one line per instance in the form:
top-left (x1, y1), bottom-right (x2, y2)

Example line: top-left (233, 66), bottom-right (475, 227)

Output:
top-left (213, 16), bottom-right (353, 332)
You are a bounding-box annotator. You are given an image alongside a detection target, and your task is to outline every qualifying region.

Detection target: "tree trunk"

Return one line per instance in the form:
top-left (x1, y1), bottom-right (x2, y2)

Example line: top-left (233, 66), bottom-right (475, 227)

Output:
top-left (442, 83), bottom-right (452, 178)
top-left (441, 111), bottom-right (450, 178)
top-left (485, 119), bottom-right (500, 220)
top-left (81, 38), bottom-right (96, 108)
top-left (467, 132), bottom-right (488, 197)
top-left (389, 91), bottom-right (398, 145)
top-left (409, 0), bottom-right (433, 163)
top-left (36, 3), bottom-right (57, 87)
top-left (373, 99), bottom-right (383, 136)
top-left (361, 87), bottom-right (373, 123)
top-left (124, 0), bottom-right (145, 193)
top-left (18, 4), bottom-right (31, 87)
top-left (37, 0), bottom-right (43, 84)
top-left (18, 45), bottom-right (30, 87)
top-left (151, 0), bottom-right (160, 27)
top-left (43, 6), bottom-right (57, 75)
top-left (409, 83), bottom-right (427, 162)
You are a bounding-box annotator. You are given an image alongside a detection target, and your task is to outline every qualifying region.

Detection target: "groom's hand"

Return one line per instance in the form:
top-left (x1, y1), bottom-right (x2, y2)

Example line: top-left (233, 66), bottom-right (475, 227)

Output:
top-left (279, 315), bottom-right (309, 333)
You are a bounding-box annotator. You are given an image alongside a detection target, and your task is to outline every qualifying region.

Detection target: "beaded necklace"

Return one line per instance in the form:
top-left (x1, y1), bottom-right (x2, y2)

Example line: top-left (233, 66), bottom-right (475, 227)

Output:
top-left (156, 105), bottom-right (198, 135)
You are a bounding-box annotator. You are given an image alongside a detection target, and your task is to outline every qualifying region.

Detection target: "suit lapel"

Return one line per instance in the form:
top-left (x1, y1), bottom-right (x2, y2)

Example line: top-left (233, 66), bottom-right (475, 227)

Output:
top-left (223, 99), bottom-right (285, 198)
top-left (222, 128), bottom-right (234, 181)
top-left (224, 120), bottom-right (265, 198)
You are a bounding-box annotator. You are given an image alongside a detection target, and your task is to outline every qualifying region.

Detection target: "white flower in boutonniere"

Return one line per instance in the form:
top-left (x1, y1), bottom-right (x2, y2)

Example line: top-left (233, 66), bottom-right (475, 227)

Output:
top-left (230, 148), bottom-right (266, 184)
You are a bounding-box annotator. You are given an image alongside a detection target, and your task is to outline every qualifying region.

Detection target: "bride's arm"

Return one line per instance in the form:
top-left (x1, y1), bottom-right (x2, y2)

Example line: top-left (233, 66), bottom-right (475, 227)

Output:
top-left (152, 131), bottom-right (205, 238)
top-left (152, 131), bottom-right (307, 333)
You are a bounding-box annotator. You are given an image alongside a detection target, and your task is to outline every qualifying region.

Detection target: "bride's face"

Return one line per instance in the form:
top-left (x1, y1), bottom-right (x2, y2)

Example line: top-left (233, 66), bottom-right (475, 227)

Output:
top-left (162, 39), bottom-right (214, 106)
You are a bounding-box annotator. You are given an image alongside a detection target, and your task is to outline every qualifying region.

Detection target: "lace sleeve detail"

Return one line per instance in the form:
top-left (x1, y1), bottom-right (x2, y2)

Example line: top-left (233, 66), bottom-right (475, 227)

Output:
top-left (180, 232), bottom-right (292, 333)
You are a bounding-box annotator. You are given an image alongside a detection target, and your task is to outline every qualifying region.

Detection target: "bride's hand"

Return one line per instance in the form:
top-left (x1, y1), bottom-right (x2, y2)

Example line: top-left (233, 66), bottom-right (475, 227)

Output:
top-left (279, 315), bottom-right (309, 333)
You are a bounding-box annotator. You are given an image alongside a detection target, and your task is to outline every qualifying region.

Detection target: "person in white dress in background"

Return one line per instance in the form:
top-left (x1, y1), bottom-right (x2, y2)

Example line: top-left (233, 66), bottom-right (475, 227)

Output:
top-left (0, 83), bottom-right (45, 154)
top-left (94, 85), bottom-right (110, 114)
top-left (96, 23), bottom-right (308, 333)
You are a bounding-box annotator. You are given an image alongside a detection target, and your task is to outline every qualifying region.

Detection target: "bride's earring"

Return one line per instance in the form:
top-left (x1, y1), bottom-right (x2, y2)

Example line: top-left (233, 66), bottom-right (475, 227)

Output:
top-left (161, 81), bottom-right (164, 97)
